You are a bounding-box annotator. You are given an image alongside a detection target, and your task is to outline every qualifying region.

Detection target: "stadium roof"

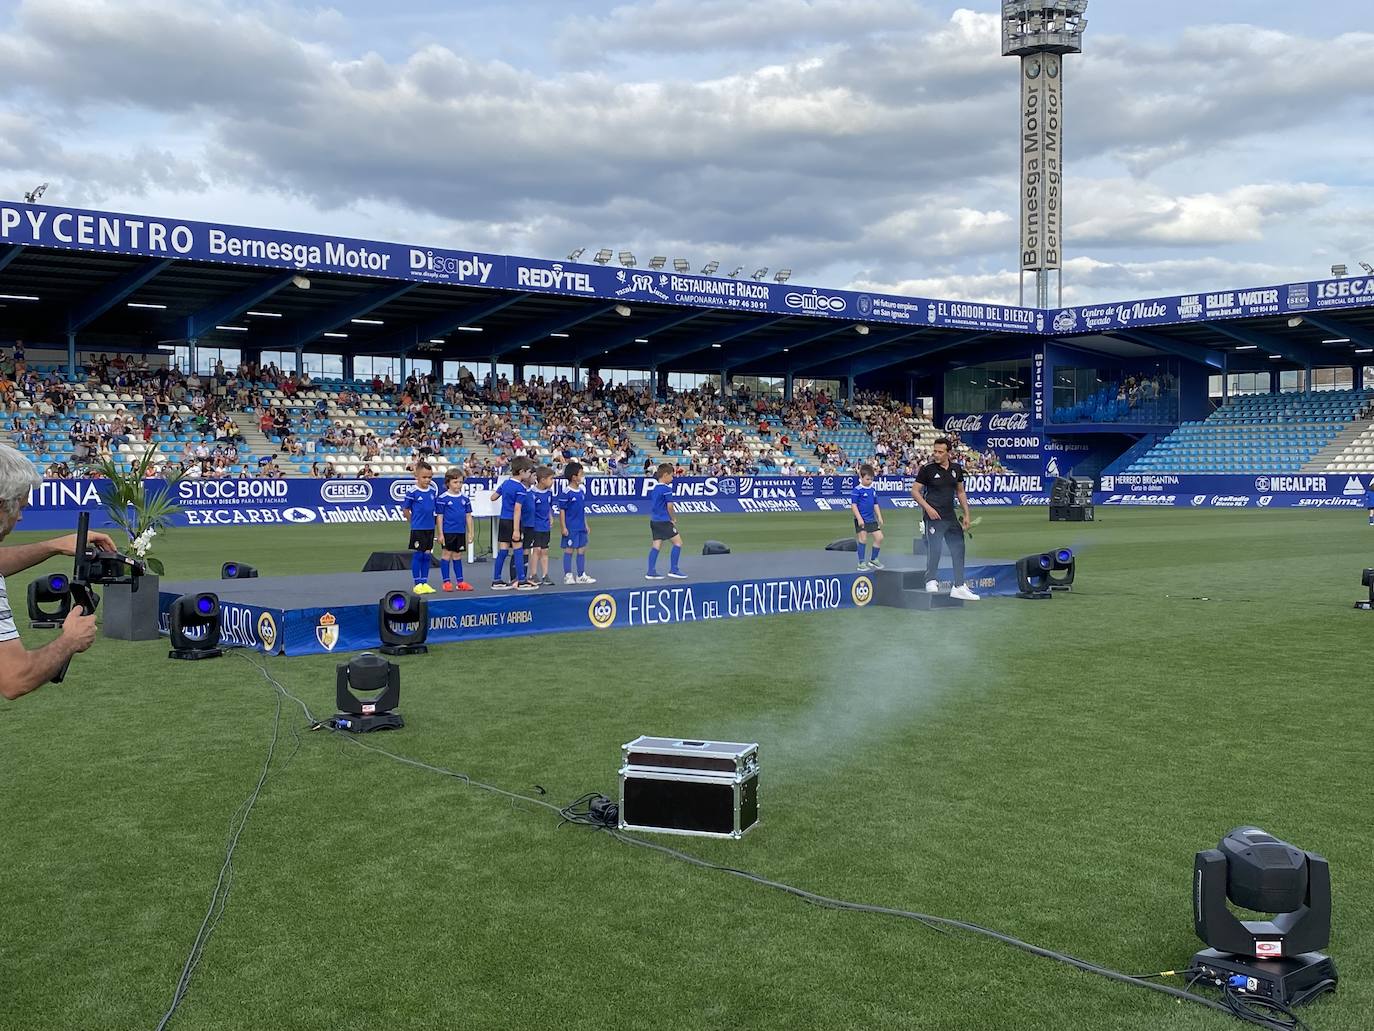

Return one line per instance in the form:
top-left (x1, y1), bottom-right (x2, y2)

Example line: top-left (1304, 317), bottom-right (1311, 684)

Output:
top-left (3, 199), bottom-right (1374, 380)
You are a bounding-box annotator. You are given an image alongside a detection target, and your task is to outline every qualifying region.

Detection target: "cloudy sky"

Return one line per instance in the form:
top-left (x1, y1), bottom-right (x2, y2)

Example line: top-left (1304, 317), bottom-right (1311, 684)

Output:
top-left (0, 0), bottom-right (1369, 306)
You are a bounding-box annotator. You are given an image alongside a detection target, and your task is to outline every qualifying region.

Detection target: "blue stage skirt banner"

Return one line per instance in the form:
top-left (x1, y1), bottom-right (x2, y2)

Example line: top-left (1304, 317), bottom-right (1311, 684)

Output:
top-left (21, 474), bottom-right (1054, 530)
top-left (1096, 472), bottom-right (1373, 508)
top-left (161, 572), bottom-right (884, 656)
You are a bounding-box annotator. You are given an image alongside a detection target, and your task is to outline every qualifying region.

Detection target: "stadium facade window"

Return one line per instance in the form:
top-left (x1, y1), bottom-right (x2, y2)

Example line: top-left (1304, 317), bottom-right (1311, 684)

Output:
top-left (1312, 367), bottom-right (1353, 392)
top-left (354, 355), bottom-right (399, 380)
top-left (442, 360), bottom-right (485, 384)
top-left (947, 360), bottom-right (1032, 413)
top-left (732, 375), bottom-right (784, 398)
top-left (599, 368), bottom-right (651, 388)
top-left (793, 377), bottom-right (840, 398)
top-left (173, 346), bottom-right (240, 375)
top-left (302, 352), bottom-right (343, 379)
top-left (1279, 370), bottom-right (1303, 393)
top-left (524, 365), bottom-right (577, 385)
top-left (1227, 372), bottom-right (1272, 396)
top-left (667, 372), bottom-right (721, 393)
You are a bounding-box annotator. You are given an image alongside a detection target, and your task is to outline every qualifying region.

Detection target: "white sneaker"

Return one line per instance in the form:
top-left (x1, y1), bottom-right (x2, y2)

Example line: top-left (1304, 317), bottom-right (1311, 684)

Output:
top-left (576, 574), bottom-right (597, 584)
top-left (950, 584), bottom-right (981, 601)
top-left (564, 572), bottom-right (576, 585)
top-left (925, 579), bottom-right (940, 593)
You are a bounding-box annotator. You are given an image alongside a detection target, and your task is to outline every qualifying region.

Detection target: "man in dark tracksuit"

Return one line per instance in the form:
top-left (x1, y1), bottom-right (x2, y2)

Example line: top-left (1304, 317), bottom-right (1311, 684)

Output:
top-left (913, 438), bottom-right (980, 601)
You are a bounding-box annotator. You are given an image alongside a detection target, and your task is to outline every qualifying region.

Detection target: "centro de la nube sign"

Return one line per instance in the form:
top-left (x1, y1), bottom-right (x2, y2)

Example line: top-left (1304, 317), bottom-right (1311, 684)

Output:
top-left (1021, 53), bottom-right (1062, 272)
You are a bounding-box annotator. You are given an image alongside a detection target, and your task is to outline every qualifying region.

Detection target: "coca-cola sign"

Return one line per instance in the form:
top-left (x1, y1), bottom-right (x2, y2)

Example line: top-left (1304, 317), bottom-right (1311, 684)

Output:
top-left (988, 412), bottom-right (1030, 431)
top-left (943, 414), bottom-right (985, 433)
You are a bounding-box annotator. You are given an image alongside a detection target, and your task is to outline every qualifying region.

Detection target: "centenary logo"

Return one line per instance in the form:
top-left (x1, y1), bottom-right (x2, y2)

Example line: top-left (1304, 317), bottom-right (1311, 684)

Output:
top-left (281, 507), bottom-right (318, 523)
top-left (257, 612), bottom-right (278, 651)
top-left (851, 575), bottom-right (874, 607)
top-left (321, 480), bottom-right (372, 504)
top-left (588, 593), bottom-right (617, 630)
top-left (315, 612), bottom-right (339, 651)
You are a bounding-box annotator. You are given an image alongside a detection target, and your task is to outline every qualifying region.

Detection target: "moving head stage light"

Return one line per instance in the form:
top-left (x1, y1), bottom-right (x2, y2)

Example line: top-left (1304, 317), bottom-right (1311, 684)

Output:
top-left (1356, 568), bottom-right (1374, 610)
top-left (1016, 553), bottom-right (1054, 598)
top-left (28, 572), bottom-right (72, 628)
top-left (1191, 827), bottom-right (1337, 1007)
top-left (334, 652), bottom-right (404, 732)
top-left (168, 593), bottom-right (224, 660)
top-left (221, 562), bottom-right (259, 579)
top-left (378, 590), bottom-right (428, 655)
top-left (1048, 548), bottom-right (1074, 590)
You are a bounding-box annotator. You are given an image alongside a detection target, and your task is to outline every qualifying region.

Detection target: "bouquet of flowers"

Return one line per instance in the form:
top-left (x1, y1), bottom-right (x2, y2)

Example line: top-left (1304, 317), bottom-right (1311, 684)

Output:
top-left (94, 446), bottom-right (184, 576)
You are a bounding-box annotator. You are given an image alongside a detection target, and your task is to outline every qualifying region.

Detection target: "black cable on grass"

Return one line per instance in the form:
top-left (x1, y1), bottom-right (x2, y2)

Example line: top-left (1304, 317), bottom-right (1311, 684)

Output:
top-left (162, 653), bottom-right (1316, 1031)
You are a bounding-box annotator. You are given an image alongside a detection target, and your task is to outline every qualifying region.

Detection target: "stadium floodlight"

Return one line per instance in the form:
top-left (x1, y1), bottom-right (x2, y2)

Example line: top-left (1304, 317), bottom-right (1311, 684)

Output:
top-left (614, 304), bottom-right (632, 317)
top-left (334, 652), bottom-right (405, 732)
top-left (291, 275), bottom-right (311, 290)
top-left (27, 572), bottom-right (73, 628)
top-left (1003, 2), bottom-right (1088, 309)
top-left (855, 324), bottom-right (870, 336)
top-left (1331, 264), bottom-right (1348, 278)
top-left (619, 251), bottom-right (637, 267)
top-left (221, 562), bottom-right (259, 579)
top-left (1015, 554), bottom-right (1054, 598)
top-left (649, 256), bottom-right (667, 270)
top-left (168, 593), bottom-right (224, 660)
top-left (774, 269), bottom-right (792, 283)
top-left (592, 249), bottom-right (613, 265)
top-left (378, 591), bottom-right (428, 656)
top-left (673, 259), bottom-right (690, 273)
top-left (1191, 827), bottom-right (1337, 1007)
top-left (701, 260), bottom-right (720, 275)
top-left (1287, 316), bottom-right (1305, 328)
top-left (567, 247), bottom-right (586, 261)
top-left (727, 266), bottom-right (744, 278)
top-left (750, 267), bottom-right (769, 280)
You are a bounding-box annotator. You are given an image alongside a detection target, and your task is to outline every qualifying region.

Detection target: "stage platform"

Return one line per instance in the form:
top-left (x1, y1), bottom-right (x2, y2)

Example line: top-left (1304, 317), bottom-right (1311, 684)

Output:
top-left (158, 550), bottom-right (1021, 655)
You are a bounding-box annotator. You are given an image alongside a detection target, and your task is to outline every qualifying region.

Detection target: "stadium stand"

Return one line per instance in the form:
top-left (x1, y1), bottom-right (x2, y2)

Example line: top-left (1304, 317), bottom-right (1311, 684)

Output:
top-left (1052, 372), bottom-right (1178, 425)
top-left (1122, 389), bottom-right (1374, 474)
top-left (1, 351), bottom-right (1013, 480)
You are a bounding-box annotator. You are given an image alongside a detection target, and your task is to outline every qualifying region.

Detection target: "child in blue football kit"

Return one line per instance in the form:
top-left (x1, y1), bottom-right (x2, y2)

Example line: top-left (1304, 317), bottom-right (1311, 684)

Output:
top-left (401, 461), bottom-right (439, 593)
top-left (646, 462), bottom-right (686, 580)
top-left (850, 462), bottom-right (884, 571)
top-left (489, 456), bottom-right (535, 590)
top-left (558, 461), bottom-right (595, 584)
top-left (525, 466), bottom-right (556, 586)
top-left (435, 468), bottom-right (475, 592)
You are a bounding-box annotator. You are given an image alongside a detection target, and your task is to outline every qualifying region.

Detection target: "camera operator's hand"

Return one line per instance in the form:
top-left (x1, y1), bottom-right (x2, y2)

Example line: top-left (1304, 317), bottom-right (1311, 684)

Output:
top-left (51, 530), bottom-right (118, 557)
top-left (61, 606), bottom-right (98, 653)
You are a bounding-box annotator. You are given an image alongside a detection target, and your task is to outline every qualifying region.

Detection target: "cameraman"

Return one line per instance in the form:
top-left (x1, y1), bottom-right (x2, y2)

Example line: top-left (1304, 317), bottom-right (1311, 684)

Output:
top-left (0, 445), bottom-right (115, 699)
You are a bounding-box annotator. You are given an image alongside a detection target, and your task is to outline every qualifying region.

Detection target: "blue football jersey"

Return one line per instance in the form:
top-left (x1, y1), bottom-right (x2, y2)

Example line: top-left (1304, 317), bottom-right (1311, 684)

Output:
top-left (649, 482), bottom-right (674, 522)
top-left (557, 486), bottom-right (589, 532)
top-left (404, 483), bottom-right (439, 529)
top-left (851, 484), bottom-right (878, 522)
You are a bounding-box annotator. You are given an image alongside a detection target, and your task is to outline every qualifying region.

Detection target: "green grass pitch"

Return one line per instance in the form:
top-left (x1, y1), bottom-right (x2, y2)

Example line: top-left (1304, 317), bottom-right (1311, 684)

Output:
top-left (1, 508), bottom-right (1370, 1030)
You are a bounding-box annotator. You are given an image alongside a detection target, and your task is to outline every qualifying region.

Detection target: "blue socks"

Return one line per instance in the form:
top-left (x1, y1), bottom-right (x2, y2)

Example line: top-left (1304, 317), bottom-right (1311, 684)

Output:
top-left (440, 558), bottom-right (462, 582)
top-left (670, 545), bottom-right (681, 573)
top-left (871, 546), bottom-right (881, 561)
top-left (576, 553), bottom-right (586, 576)
top-left (441, 559), bottom-right (452, 581)
top-left (648, 547), bottom-right (659, 574)
top-left (513, 549), bottom-right (526, 581)
top-left (563, 550), bottom-right (573, 575)
top-left (494, 550), bottom-right (508, 580)
top-left (411, 551), bottom-right (424, 583)
top-left (452, 558), bottom-right (463, 582)
top-left (857, 542), bottom-right (867, 561)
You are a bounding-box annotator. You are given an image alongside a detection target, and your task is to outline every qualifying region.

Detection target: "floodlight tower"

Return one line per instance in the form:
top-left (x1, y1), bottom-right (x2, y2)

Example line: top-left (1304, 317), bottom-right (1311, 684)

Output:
top-left (1002, 1), bottom-right (1088, 308)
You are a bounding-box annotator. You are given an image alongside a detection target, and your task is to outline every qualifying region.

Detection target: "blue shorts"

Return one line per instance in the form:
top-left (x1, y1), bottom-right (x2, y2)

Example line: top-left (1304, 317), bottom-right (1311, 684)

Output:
top-left (562, 530), bottom-right (589, 550)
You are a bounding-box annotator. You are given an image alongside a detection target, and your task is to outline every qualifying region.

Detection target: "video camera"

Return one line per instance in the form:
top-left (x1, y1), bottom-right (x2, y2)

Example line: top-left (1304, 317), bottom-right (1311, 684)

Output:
top-left (51, 511), bottom-right (147, 683)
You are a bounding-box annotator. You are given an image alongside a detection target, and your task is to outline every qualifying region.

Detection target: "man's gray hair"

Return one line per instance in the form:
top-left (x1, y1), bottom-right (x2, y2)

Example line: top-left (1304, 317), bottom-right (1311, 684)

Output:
top-left (0, 444), bottom-right (41, 517)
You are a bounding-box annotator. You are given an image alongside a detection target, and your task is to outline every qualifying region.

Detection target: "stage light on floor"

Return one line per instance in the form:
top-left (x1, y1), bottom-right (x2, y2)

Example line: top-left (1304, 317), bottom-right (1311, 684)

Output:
top-left (1048, 548), bottom-right (1075, 591)
top-left (1015, 554), bottom-right (1053, 598)
top-left (1355, 568), bottom-right (1374, 609)
top-left (168, 593), bottom-right (224, 660)
top-left (221, 561), bottom-right (259, 579)
top-left (334, 652), bottom-right (404, 732)
top-left (27, 572), bottom-right (73, 628)
top-left (378, 590), bottom-right (428, 655)
top-left (1190, 827), bottom-right (1337, 1007)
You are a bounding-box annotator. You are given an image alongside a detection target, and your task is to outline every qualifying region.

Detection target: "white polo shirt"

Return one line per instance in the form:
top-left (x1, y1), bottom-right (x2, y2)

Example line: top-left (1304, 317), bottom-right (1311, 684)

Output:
top-left (0, 573), bottom-right (17, 643)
